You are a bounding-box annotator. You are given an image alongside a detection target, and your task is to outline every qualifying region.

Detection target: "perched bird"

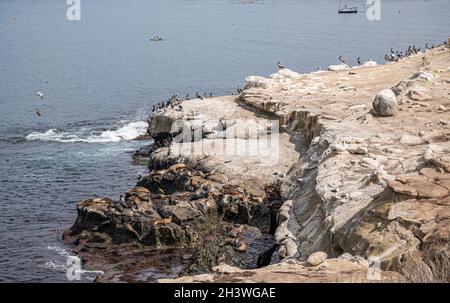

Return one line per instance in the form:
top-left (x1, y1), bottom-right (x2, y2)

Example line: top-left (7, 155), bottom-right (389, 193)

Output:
top-left (195, 92), bottom-right (203, 100)
top-left (185, 93), bottom-right (189, 100)
top-left (276, 61), bottom-right (285, 69)
top-left (338, 56), bottom-right (346, 64)
top-left (357, 57), bottom-right (361, 65)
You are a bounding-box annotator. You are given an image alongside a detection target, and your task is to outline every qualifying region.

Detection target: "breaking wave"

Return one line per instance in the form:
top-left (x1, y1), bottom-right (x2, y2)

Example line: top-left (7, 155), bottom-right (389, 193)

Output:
top-left (26, 121), bottom-right (148, 143)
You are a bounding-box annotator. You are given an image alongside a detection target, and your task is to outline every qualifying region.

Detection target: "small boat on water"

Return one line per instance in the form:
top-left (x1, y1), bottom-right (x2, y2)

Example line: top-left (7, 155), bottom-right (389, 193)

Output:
top-left (338, 6), bottom-right (358, 13)
top-left (338, 1), bottom-right (358, 14)
top-left (150, 36), bottom-right (164, 42)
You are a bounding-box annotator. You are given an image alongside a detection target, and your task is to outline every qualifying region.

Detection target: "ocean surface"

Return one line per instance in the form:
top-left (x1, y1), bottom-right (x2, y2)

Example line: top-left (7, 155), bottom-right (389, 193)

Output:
top-left (0, 0), bottom-right (449, 282)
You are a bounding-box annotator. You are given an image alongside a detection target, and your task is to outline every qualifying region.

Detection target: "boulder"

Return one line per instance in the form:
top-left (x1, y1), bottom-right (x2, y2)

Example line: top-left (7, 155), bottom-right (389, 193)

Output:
top-left (307, 251), bottom-right (328, 266)
top-left (399, 134), bottom-right (424, 146)
top-left (372, 89), bottom-right (397, 116)
top-left (362, 59), bottom-right (377, 67)
top-left (245, 76), bottom-right (273, 89)
top-left (327, 64), bottom-right (350, 71)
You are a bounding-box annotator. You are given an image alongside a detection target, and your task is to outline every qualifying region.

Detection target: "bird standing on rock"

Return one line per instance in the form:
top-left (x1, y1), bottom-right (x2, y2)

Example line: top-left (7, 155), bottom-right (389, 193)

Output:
top-left (357, 57), bottom-right (361, 65)
top-left (338, 56), bottom-right (346, 64)
top-left (276, 61), bottom-right (285, 69)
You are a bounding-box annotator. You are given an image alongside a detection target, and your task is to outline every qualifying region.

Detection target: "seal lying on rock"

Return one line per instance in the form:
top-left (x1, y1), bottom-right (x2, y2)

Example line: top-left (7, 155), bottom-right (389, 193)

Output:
top-left (231, 238), bottom-right (247, 253)
top-left (154, 216), bottom-right (173, 226)
top-left (226, 225), bottom-right (244, 238)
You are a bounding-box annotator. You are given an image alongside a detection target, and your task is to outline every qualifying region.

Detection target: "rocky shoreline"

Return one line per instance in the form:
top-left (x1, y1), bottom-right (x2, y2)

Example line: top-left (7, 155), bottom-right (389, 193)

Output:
top-left (64, 44), bottom-right (450, 283)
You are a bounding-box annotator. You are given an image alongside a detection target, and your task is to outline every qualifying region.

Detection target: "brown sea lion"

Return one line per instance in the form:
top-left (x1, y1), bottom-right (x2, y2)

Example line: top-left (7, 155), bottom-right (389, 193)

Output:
top-left (231, 238), bottom-right (247, 253)
top-left (153, 215), bottom-right (172, 226)
top-left (168, 163), bottom-right (186, 173)
top-left (226, 225), bottom-right (244, 238)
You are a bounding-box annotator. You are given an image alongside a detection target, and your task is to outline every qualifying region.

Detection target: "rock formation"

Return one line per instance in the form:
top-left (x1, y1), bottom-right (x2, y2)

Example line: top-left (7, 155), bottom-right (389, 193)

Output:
top-left (64, 45), bottom-right (450, 283)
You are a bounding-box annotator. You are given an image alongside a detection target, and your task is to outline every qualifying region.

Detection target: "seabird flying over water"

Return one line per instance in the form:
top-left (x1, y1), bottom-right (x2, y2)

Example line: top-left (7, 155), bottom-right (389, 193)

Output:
top-left (36, 91), bottom-right (43, 98)
top-left (35, 108), bottom-right (42, 117)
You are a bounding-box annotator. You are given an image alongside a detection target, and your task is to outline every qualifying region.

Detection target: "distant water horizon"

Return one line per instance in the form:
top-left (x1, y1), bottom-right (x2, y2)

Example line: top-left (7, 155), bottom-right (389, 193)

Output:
top-left (0, 0), bottom-right (449, 282)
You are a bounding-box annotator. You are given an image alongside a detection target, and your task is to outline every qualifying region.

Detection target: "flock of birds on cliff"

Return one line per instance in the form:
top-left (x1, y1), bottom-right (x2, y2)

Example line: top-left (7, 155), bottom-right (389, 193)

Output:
top-left (150, 84), bottom-right (248, 115)
top-left (34, 40), bottom-right (448, 118)
top-left (151, 91), bottom-right (217, 113)
top-left (384, 41), bottom-right (447, 62)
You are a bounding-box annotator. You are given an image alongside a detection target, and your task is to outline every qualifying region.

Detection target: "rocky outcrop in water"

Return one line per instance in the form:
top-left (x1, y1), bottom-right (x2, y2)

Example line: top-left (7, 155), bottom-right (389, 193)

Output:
top-left (65, 45), bottom-right (450, 283)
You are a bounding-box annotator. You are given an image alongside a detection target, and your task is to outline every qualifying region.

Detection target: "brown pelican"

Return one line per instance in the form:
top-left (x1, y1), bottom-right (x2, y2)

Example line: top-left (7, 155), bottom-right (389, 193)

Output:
top-left (195, 92), bottom-right (203, 99)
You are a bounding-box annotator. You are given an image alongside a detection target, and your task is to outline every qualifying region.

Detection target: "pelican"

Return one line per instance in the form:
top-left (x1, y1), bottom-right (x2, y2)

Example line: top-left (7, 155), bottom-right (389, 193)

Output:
top-left (276, 61), bottom-right (285, 69)
top-left (338, 56), bottom-right (346, 64)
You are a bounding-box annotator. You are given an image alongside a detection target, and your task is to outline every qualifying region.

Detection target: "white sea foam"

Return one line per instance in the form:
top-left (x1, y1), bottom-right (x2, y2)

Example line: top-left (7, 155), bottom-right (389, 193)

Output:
top-left (46, 246), bottom-right (104, 280)
top-left (26, 121), bottom-right (148, 143)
